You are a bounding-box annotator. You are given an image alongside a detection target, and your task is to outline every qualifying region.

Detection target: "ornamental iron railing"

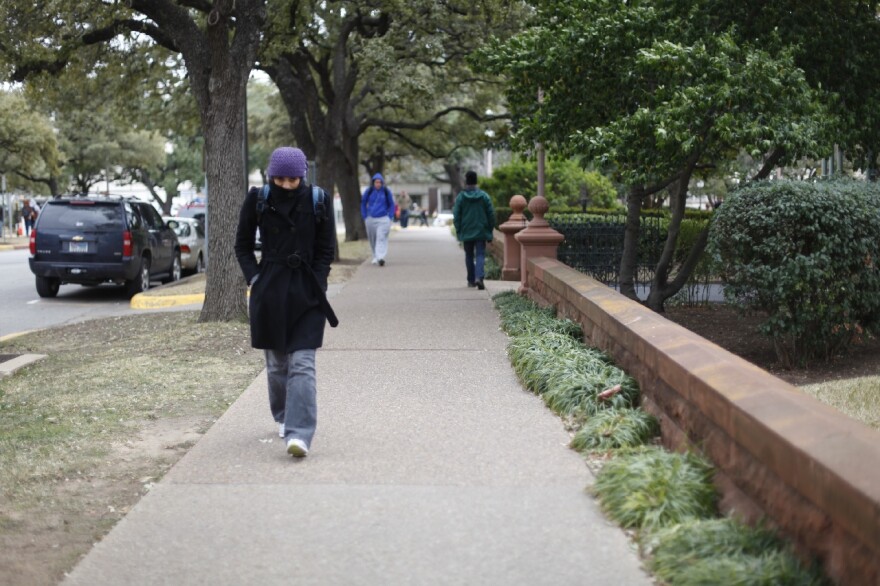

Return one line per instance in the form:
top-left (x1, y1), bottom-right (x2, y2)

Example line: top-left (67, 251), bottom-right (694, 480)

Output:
top-left (548, 214), bottom-right (666, 288)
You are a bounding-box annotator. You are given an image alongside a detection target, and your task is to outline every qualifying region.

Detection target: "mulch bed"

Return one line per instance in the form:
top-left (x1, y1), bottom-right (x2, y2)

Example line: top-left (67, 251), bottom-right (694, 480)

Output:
top-left (664, 304), bottom-right (880, 386)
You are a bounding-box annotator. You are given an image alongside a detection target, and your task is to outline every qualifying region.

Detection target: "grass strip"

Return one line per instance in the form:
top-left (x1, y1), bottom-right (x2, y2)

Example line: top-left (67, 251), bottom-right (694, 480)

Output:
top-left (645, 518), bottom-right (829, 585)
top-left (571, 408), bottom-right (659, 451)
top-left (591, 447), bottom-right (717, 531)
top-left (493, 289), bottom-right (828, 583)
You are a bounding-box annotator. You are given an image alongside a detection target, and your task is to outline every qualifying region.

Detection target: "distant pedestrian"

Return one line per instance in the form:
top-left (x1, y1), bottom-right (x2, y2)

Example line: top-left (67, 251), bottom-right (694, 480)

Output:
top-left (453, 171), bottom-right (495, 290)
top-left (361, 173), bottom-right (395, 266)
top-left (234, 146), bottom-right (339, 458)
top-left (22, 199), bottom-right (38, 236)
top-left (412, 202), bottom-right (429, 226)
top-left (396, 190), bottom-right (412, 228)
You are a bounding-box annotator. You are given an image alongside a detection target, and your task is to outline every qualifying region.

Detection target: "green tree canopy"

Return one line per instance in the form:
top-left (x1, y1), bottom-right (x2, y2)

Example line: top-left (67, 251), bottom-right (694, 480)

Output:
top-left (1, 0), bottom-right (266, 321)
top-left (0, 90), bottom-right (60, 193)
top-left (259, 0), bottom-right (526, 240)
top-left (476, 0), bottom-right (845, 311)
top-left (481, 159), bottom-right (617, 210)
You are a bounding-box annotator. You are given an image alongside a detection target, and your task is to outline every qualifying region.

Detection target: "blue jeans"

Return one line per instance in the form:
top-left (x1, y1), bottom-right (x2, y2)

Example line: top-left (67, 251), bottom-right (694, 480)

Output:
top-left (463, 240), bottom-right (486, 284)
top-left (265, 349), bottom-right (317, 447)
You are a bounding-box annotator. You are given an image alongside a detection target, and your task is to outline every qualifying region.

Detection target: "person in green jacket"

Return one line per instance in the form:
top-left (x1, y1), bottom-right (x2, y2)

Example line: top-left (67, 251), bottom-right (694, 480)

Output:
top-left (453, 170), bottom-right (495, 290)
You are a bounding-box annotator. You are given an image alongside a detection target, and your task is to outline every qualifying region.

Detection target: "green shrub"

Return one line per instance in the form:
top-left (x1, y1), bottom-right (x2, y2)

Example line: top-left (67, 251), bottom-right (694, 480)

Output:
top-left (484, 255), bottom-right (501, 280)
top-left (646, 519), bottom-right (828, 585)
top-left (541, 361), bottom-right (639, 416)
top-left (592, 447), bottom-right (716, 530)
top-left (571, 408), bottom-right (659, 451)
top-left (710, 179), bottom-right (880, 366)
top-left (493, 291), bottom-right (581, 339)
top-left (482, 158), bottom-right (619, 210)
top-left (494, 291), bottom-right (636, 417)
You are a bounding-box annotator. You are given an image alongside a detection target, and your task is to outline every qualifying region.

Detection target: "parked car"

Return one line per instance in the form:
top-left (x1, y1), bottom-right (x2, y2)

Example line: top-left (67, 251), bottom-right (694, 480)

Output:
top-left (164, 216), bottom-right (206, 274)
top-left (29, 196), bottom-right (181, 298)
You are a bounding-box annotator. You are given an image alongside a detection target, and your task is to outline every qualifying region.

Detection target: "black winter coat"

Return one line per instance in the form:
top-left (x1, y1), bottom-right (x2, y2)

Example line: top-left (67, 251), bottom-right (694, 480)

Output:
top-left (235, 182), bottom-right (336, 353)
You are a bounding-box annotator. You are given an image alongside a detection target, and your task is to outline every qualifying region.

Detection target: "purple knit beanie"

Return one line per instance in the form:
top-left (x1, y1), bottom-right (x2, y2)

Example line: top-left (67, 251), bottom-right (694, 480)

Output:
top-left (267, 147), bottom-right (308, 178)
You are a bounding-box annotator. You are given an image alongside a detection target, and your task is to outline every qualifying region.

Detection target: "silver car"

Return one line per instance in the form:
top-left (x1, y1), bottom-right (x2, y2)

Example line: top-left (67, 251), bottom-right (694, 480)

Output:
top-left (164, 216), bottom-right (206, 274)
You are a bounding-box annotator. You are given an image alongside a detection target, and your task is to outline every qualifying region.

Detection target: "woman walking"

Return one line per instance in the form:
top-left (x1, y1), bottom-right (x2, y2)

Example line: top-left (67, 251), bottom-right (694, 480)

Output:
top-left (235, 146), bottom-right (338, 458)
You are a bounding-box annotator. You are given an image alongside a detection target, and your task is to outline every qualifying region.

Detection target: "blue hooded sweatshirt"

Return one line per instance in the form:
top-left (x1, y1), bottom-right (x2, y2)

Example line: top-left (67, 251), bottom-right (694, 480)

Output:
top-left (361, 173), bottom-right (395, 220)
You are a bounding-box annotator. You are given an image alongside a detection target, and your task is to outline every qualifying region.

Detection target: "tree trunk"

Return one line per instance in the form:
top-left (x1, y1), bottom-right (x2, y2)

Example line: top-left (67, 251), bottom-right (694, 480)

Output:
top-left (618, 185), bottom-right (643, 301)
top-left (445, 163), bottom-right (464, 199)
top-left (198, 85), bottom-right (249, 323)
top-left (185, 0), bottom-right (264, 322)
top-left (338, 133), bottom-right (366, 242)
top-left (646, 177), bottom-right (689, 312)
top-left (48, 176), bottom-right (60, 197)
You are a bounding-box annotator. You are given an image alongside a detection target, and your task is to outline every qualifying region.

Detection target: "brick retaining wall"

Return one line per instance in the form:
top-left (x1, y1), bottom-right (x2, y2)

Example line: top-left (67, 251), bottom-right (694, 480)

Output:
top-left (525, 256), bottom-right (880, 585)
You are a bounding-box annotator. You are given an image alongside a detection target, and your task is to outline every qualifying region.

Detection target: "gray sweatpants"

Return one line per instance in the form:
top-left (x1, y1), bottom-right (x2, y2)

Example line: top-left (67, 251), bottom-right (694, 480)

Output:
top-left (365, 216), bottom-right (391, 261)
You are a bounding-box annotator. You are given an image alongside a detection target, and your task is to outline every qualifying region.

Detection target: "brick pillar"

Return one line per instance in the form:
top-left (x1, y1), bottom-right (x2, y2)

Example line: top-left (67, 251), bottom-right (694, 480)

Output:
top-left (497, 195), bottom-right (528, 281)
top-left (514, 195), bottom-right (564, 294)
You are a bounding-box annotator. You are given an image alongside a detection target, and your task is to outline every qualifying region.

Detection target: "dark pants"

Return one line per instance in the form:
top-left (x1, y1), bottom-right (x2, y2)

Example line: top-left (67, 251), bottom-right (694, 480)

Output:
top-left (463, 240), bottom-right (486, 284)
top-left (400, 209), bottom-right (410, 228)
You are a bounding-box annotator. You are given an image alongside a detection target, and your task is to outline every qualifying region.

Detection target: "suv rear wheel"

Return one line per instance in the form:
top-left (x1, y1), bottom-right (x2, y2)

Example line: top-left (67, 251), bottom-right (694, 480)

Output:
top-left (35, 276), bottom-right (60, 298)
top-left (162, 253), bottom-right (182, 284)
top-left (126, 257), bottom-right (151, 298)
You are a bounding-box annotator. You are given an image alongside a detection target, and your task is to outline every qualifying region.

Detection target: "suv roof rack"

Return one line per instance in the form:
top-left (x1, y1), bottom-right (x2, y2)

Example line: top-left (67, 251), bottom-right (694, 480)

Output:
top-left (55, 193), bottom-right (151, 202)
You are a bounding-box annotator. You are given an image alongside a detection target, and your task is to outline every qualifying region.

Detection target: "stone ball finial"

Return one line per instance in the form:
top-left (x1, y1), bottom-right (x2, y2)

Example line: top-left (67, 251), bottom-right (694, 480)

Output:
top-left (509, 195), bottom-right (527, 214)
top-left (528, 195), bottom-right (550, 226)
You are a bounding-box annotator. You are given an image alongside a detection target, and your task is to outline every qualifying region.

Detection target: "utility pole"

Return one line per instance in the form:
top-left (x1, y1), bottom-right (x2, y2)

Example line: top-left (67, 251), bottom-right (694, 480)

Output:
top-left (536, 88), bottom-right (545, 198)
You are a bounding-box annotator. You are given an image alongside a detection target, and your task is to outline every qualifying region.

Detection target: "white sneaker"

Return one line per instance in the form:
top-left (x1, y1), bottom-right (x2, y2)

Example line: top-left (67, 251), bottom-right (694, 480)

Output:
top-left (278, 422), bottom-right (285, 438)
top-left (371, 258), bottom-right (379, 265)
top-left (287, 438), bottom-right (308, 457)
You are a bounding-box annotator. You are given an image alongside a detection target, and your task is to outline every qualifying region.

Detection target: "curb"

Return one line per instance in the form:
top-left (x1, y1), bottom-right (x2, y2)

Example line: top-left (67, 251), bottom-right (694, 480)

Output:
top-left (0, 330), bottom-right (38, 343)
top-left (130, 292), bottom-right (205, 309)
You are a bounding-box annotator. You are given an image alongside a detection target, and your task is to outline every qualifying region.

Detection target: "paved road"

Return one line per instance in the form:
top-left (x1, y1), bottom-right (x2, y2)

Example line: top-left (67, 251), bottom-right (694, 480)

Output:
top-left (0, 248), bottom-right (143, 338)
top-left (63, 227), bottom-right (652, 586)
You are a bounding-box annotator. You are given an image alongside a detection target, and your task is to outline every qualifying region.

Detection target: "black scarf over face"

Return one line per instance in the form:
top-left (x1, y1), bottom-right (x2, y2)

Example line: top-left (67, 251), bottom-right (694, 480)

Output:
top-left (268, 180), bottom-right (307, 201)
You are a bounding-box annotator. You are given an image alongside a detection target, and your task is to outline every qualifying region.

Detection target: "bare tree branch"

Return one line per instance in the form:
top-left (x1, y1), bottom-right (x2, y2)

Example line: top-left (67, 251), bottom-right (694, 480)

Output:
top-left (361, 106), bottom-right (509, 134)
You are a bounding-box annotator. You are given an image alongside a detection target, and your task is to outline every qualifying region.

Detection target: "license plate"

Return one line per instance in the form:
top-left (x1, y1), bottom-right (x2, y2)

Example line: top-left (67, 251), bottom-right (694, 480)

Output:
top-left (69, 241), bottom-right (89, 253)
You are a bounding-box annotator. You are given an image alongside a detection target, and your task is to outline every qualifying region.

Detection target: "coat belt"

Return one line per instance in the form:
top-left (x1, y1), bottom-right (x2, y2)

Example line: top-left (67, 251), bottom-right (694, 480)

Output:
top-left (261, 254), bottom-right (339, 327)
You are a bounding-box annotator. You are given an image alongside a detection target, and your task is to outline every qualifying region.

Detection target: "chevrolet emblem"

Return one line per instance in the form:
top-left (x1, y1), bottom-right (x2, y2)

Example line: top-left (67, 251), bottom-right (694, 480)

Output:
top-left (72, 235), bottom-right (84, 242)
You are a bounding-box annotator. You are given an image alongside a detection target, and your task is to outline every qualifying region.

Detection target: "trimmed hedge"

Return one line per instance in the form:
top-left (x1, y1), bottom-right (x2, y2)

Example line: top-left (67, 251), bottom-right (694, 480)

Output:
top-left (710, 179), bottom-right (880, 366)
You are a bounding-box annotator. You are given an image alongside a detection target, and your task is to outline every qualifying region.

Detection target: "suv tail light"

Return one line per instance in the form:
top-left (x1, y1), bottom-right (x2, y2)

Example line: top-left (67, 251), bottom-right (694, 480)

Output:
top-left (122, 230), bottom-right (132, 257)
top-left (29, 229), bottom-right (36, 255)
top-left (180, 244), bottom-right (191, 254)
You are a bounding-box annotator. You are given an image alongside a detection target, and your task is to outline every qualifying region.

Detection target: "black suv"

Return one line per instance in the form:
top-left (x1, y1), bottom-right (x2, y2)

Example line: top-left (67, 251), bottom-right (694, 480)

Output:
top-left (29, 197), bottom-right (181, 298)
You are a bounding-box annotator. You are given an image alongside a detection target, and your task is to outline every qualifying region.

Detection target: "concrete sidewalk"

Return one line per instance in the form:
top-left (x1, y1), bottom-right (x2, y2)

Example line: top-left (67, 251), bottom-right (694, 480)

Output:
top-left (63, 227), bottom-right (651, 585)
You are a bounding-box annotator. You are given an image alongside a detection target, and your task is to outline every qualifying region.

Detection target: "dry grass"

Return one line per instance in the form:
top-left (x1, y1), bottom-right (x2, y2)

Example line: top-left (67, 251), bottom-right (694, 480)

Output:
top-left (0, 314), bottom-right (264, 504)
top-left (801, 376), bottom-right (880, 430)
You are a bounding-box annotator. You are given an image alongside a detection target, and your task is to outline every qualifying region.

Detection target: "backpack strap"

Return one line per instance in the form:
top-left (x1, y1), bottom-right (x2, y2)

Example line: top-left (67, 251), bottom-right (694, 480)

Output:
top-left (256, 183), bottom-right (326, 224)
top-left (256, 184), bottom-right (270, 222)
top-left (312, 185), bottom-right (326, 224)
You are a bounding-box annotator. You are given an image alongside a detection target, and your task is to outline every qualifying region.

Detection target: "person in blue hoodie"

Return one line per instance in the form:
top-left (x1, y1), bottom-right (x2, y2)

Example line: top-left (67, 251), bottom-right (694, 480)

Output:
top-left (360, 173), bottom-right (395, 266)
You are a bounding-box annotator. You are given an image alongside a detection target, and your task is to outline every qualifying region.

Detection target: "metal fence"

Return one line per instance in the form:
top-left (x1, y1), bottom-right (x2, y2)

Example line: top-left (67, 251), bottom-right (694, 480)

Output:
top-left (548, 214), bottom-right (666, 288)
